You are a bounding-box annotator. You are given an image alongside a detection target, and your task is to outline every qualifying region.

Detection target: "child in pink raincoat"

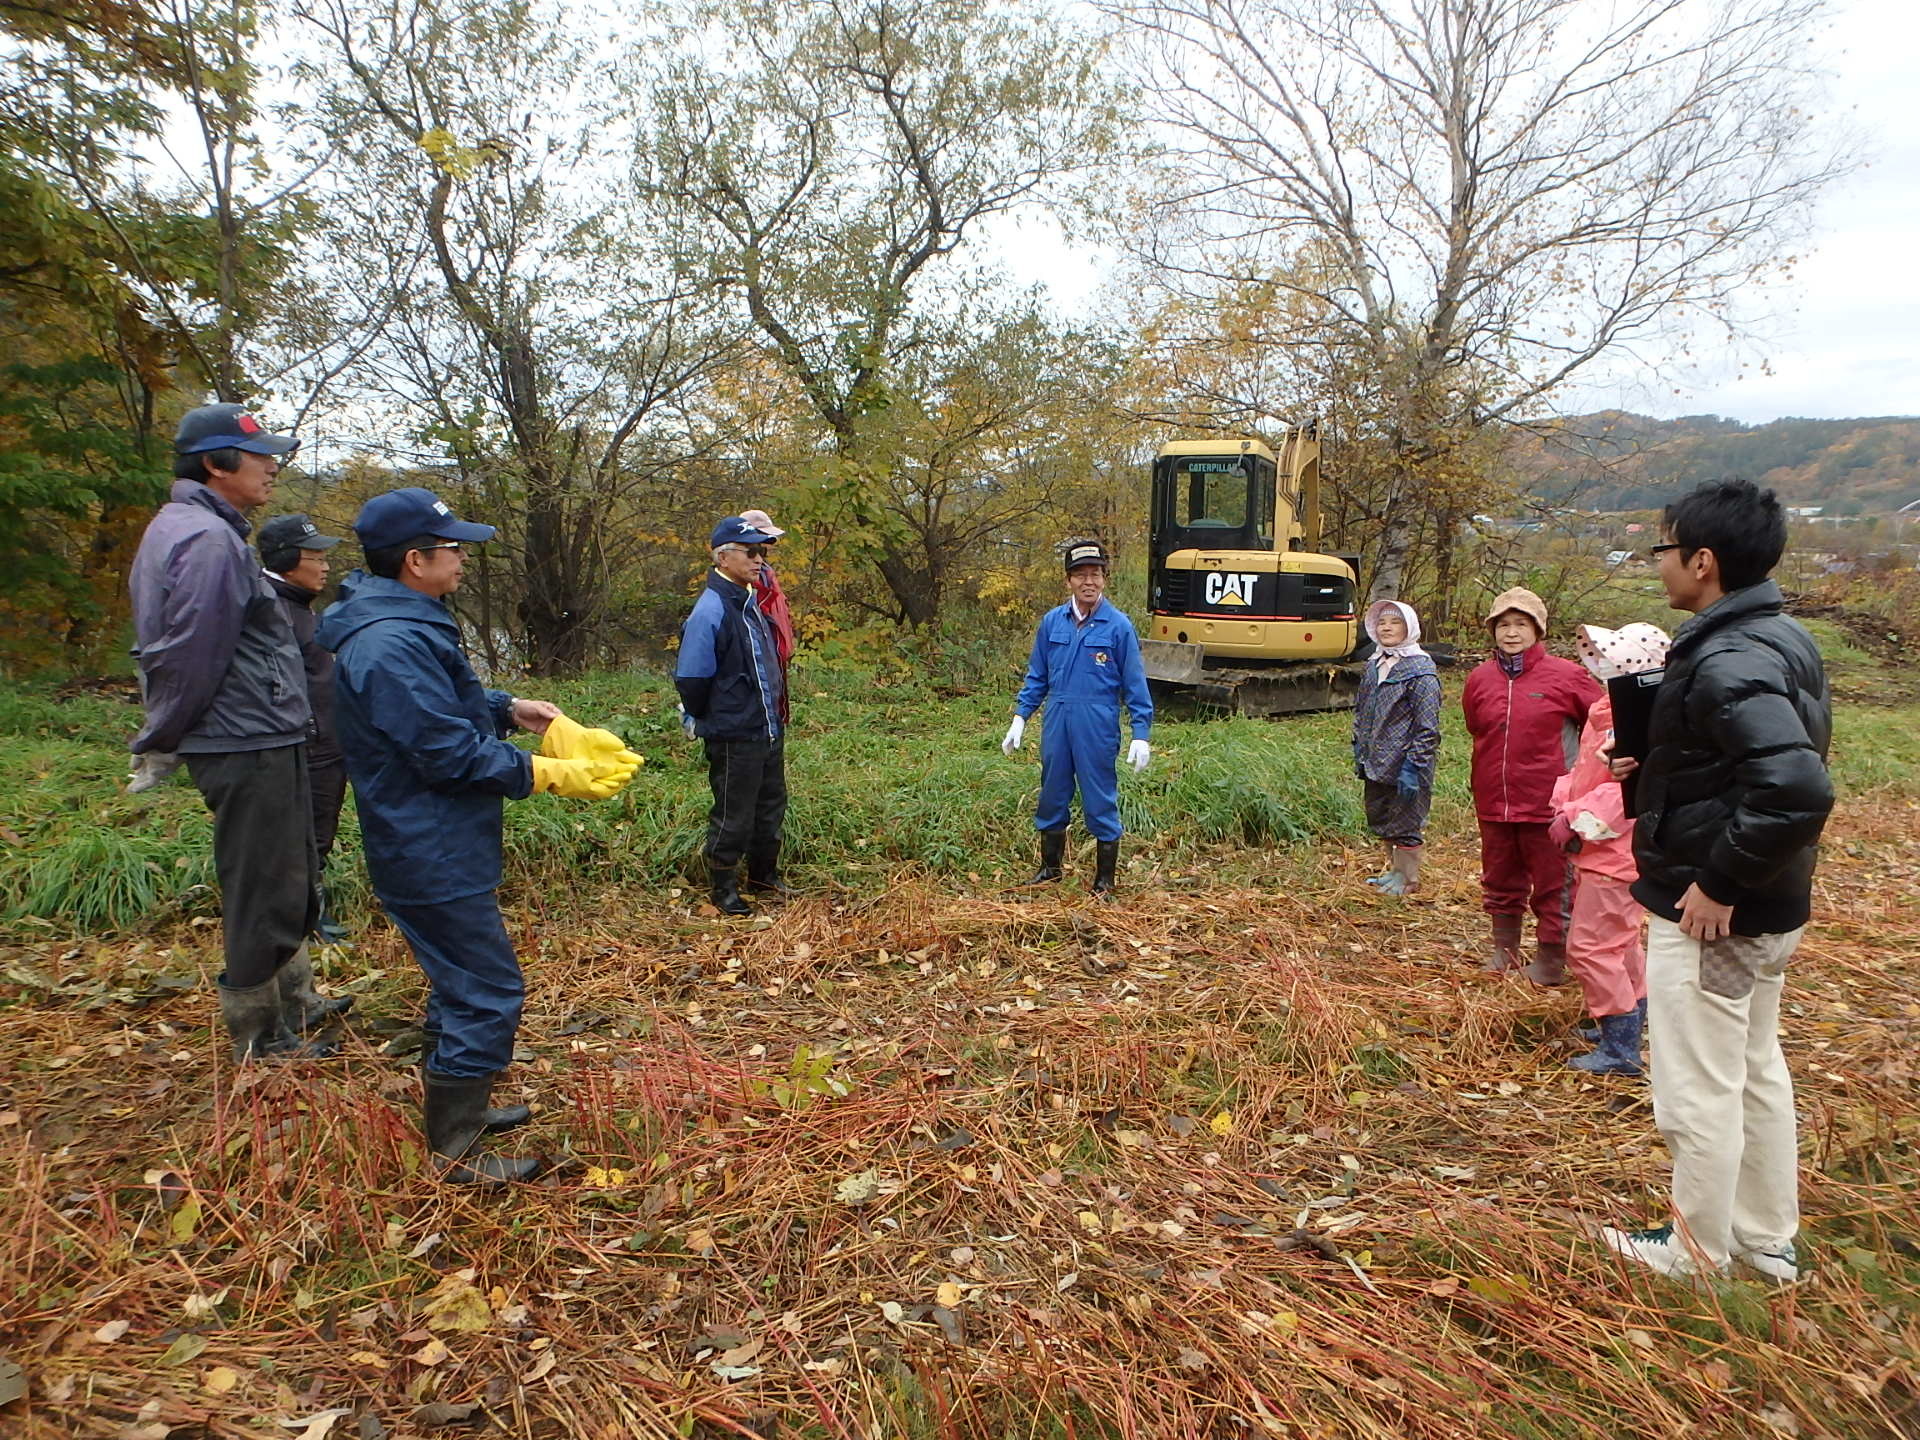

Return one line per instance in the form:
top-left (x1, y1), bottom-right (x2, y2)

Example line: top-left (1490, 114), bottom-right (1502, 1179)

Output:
top-left (1551, 622), bottom-right (1671, 1075)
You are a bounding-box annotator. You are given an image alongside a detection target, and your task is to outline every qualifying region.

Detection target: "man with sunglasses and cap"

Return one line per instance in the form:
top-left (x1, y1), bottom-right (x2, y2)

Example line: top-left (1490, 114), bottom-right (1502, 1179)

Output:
top-left (257, 514), bottom-right (354, 944)
top-left (319, 488), bottom-right (641, 1185)
top-left (1000, 538), bottom-right (1153, 896)
top-left (129, 403), bottom-right (341, 1063)
top-left (676, 515), bottom-right (790, 915)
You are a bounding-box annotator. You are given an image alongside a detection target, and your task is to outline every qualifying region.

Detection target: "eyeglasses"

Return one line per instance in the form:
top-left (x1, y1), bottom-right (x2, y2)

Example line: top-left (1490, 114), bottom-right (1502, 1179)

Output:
top-left (1645, 542), bottom-right (1683, 560)
top-left (414, 541), bottom-right (463, 554)
top-left (718, 544), bottom-right (768, 559)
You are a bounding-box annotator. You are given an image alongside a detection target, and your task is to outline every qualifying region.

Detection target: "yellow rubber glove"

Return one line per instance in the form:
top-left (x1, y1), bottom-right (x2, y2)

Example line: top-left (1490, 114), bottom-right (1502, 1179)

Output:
top-left (541, 713), bottom-right (641, 769)
top-left (531, 755), bottom-right (638, 799)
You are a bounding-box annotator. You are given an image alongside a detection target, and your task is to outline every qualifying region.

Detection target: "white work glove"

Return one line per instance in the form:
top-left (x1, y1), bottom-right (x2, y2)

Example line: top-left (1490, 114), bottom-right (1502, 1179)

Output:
top-left (1001, 716), bottom-right (1026, 755)
top-left (127, 751), bottom-right (182, 794)
top-left (678, 704), bottom-right (697, 740)
top-left (1127, 739), bottom-right (1151, 773)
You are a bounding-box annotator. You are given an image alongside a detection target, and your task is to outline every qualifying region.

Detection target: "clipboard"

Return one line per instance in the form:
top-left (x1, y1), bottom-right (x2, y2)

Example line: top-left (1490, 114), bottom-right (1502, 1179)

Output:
top-left (1607, 668), bottom-right (1664, 813)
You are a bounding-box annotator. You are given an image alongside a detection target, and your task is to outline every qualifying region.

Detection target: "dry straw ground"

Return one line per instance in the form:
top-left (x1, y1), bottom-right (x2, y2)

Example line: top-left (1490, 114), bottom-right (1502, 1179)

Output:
top-left (2, 807), bottom-right (1917, 1439)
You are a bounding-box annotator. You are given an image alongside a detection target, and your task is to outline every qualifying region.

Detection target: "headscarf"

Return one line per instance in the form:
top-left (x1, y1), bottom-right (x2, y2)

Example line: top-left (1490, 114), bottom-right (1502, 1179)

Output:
top-left (1576, 622), bottom-right (1671, 681)
top-left (1365, 599), bottom-right (1427, 675)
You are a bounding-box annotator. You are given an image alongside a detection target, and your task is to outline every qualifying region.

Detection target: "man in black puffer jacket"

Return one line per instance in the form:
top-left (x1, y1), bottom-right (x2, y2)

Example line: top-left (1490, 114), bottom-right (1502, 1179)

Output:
top-left (1601, 480), bottom-right (1833, 1283)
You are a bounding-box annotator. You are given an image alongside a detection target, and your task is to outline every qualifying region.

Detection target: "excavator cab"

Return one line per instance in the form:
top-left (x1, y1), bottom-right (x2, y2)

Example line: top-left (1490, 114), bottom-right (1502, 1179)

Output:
top-left (1145, 431), bottom-right (1360, 665)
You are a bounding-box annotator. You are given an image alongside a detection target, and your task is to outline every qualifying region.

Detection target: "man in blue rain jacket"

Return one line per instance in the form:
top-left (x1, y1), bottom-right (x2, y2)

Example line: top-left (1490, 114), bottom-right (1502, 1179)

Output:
top-left (1001, 538), bottom-right (1153, 895)
top-left (319, 487), bottom-right (636, 1186)
top-left (676, 515), bottom-right (788, 917)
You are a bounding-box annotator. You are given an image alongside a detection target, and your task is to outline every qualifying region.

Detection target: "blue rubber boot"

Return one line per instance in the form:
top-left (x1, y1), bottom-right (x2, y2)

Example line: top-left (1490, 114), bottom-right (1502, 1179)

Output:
top-left (1568, 1007), bottom-right (1644, 1076)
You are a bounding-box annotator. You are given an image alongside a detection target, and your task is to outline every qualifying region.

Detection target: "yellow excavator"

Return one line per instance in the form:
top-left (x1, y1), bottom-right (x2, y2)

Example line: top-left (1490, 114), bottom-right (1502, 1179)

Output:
top-left (1142, 427), bottom-right (1370, 716)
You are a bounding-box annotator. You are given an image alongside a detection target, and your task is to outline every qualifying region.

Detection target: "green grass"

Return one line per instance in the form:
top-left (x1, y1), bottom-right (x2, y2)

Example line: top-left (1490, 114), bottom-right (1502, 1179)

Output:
top-left (3, 648), bottom-right (1917, 935)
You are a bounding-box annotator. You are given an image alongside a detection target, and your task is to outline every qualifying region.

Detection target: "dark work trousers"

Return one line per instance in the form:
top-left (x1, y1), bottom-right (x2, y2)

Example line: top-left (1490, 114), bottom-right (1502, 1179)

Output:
top-left (1477, 818), bottom-right (1574, 946)
top-left (308, 756), bottom-right (348, 868)
top-left (185, 745), bottom-right (319, 988)
top-left (383, 890), bottom-right (523, 1078)
top-left (703, 734), bottom-right (787, 870)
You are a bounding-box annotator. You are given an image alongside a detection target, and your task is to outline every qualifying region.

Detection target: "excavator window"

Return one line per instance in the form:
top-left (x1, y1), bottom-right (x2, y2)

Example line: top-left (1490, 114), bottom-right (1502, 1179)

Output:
top-left (1177, 459), bottom-right (1248, 529)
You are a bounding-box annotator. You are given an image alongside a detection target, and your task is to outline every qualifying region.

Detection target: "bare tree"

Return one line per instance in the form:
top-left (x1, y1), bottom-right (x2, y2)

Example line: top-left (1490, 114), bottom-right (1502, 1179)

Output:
top-left (1112, 0), bottom-right (1849, 601)
top-left (643, 0), bottom-right (1125, 626)
top-left (294, 0), bottom-right (742, 673)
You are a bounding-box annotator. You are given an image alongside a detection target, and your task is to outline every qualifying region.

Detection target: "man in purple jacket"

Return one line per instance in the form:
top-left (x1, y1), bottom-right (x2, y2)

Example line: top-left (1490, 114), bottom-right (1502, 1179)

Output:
top-left (129, 404), bottom-right (340, 1062)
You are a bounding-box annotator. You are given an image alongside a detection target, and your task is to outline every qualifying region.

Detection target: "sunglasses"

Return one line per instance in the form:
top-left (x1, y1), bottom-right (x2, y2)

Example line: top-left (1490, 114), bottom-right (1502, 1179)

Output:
top-left (719, 544), bottom-right (769, 559)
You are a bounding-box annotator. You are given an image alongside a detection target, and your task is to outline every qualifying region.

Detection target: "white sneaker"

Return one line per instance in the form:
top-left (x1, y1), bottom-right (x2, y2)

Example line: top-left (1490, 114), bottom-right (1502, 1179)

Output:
top-left (1600, 1223), bottom-right (1721, 1278)
top-left (1732, 1243), bottom-right (1799, 1283)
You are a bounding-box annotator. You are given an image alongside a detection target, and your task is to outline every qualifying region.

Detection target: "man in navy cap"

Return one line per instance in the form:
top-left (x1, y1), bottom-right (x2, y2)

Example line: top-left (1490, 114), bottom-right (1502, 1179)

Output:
top-left (1000, 538), bottom-right (1153, 895)
top-left (676, 516), bottom-right (789, 915)
top-left (257, 514), bottom-right (354, 945)
top-left (128, 404), bottom-right (341, 1061)
top-left (319, 487), bottom-right (640, 1185)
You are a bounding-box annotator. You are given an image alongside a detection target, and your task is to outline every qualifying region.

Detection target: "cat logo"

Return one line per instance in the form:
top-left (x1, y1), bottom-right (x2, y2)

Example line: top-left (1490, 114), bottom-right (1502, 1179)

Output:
top-left (1203, 571), bottom-right (1261, 607)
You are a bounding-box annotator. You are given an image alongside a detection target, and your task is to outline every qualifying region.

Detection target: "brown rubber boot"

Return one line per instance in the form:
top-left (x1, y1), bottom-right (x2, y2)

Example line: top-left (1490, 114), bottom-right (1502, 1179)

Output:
top-left (1484, 915), bottom-right (1524, 973)
top-left (1525, 940), bottom-right (1569, 987)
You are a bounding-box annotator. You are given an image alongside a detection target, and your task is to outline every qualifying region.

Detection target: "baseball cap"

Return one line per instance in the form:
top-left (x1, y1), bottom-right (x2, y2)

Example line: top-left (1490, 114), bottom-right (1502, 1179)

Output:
top-left (738, 508), bottom-right (786, 539)
top-left (353, 487), bottom-right (497, 552)
top-left (175, 403), bottom-right (300, 457)
top-left (711, 516), bottom-right (780, 548)
top-left (256, 514), bottom-right (344, 559)
top-left (1064, 539), bottom-right (1110, 572)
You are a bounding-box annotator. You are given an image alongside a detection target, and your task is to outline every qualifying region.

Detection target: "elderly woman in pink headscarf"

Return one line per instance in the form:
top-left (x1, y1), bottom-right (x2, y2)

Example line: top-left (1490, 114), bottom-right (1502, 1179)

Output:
top-left (1351, 599), bottom-right (1442, 896)
top-left (1551, 621), bottom-right (1671, 1075)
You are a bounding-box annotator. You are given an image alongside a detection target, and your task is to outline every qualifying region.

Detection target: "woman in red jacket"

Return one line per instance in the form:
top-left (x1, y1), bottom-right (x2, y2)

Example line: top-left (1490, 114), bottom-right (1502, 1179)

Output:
top-left (1461, 588), bottom-right (1602, 980)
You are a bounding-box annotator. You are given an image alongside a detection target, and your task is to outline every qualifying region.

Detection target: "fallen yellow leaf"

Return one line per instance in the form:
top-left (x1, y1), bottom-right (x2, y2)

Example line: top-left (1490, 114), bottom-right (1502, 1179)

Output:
top-left (202, 1365), bottom-right (240, 1394)
top-left (935, 1281), bottom-right (963, 1307)
top-left (1209, 1110), bottom-right (1234, 1136)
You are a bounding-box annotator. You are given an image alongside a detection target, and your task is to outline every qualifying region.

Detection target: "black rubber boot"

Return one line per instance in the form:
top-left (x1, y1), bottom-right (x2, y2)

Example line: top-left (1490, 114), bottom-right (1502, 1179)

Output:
top-left (412, 1021), bottom-right (529, 1131)
top-left (219, 975), bottom-right (337, 1062)
top-left (1091, 839), bottom-right (1120, 897)
top-left (1028, 829), bottom-right (1067, 885)
top-left (277, 944), bottom-right (353, 1033)
top-left (709, 864), bottom-right (752, 916)
top-left (423, 1070), bottom-right (540, 1186)
top-left (313, 883), bottom-right (351, 944)
top-left (745, 845), bottom-right (796, 899)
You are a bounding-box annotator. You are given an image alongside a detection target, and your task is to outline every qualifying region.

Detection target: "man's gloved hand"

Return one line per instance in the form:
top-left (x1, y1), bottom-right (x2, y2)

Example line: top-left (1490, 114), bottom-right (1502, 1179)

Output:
top-left (127, 751), bottom-right (182, 794)
top-left (531, 754), bottom-right (640, 799)
top-left (540, 714), bottom-right (640, 769)
top-left (678, 704), bottom-right (697, 740)
top-left (1127, 739), bottom-right (1151, 773)
top-left (1001, 716), bottom-right (1026, 756)
top-left (1395, 760), bottom-right (1422, 799)
top-left (1547, 813), bottom-right (1582, 854)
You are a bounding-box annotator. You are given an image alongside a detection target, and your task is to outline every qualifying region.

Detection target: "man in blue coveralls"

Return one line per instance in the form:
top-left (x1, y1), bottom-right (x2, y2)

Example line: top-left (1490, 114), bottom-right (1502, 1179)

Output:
top-left (1001, 538), bottom-right (1153, 895)
top-left (319, 488), bottom-right (640, 1186)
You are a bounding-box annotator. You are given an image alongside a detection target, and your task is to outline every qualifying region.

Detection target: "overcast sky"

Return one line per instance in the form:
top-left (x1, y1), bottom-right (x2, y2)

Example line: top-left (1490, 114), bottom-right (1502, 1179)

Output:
top-left (1599, 0), bottom-right (1920, 423)
top-left (1000, 0), bottom-right (1917, 427)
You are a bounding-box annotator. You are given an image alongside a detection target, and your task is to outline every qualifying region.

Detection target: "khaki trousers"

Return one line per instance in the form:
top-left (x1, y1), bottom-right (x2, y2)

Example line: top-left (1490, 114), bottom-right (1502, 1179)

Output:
top-left (1645, 915), bottom-right (1803, 1267)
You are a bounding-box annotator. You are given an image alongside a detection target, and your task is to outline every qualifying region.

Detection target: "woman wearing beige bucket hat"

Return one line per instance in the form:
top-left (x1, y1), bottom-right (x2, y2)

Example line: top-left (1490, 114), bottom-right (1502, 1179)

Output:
top-left (1461, 587), bottom-right (1602, 980)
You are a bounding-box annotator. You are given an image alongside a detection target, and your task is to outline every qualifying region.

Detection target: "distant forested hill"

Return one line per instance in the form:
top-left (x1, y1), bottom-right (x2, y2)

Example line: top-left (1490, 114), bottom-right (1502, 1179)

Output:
top-left (1508, 413), bottom-right (1920, 514)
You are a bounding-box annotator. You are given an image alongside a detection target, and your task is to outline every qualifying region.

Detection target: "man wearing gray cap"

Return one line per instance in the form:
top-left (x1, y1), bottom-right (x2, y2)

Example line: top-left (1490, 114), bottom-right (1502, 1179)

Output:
top-left (128, 404), bottom-right (337, 1061)
top-left (257, 513), bottom-right (354, 945)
